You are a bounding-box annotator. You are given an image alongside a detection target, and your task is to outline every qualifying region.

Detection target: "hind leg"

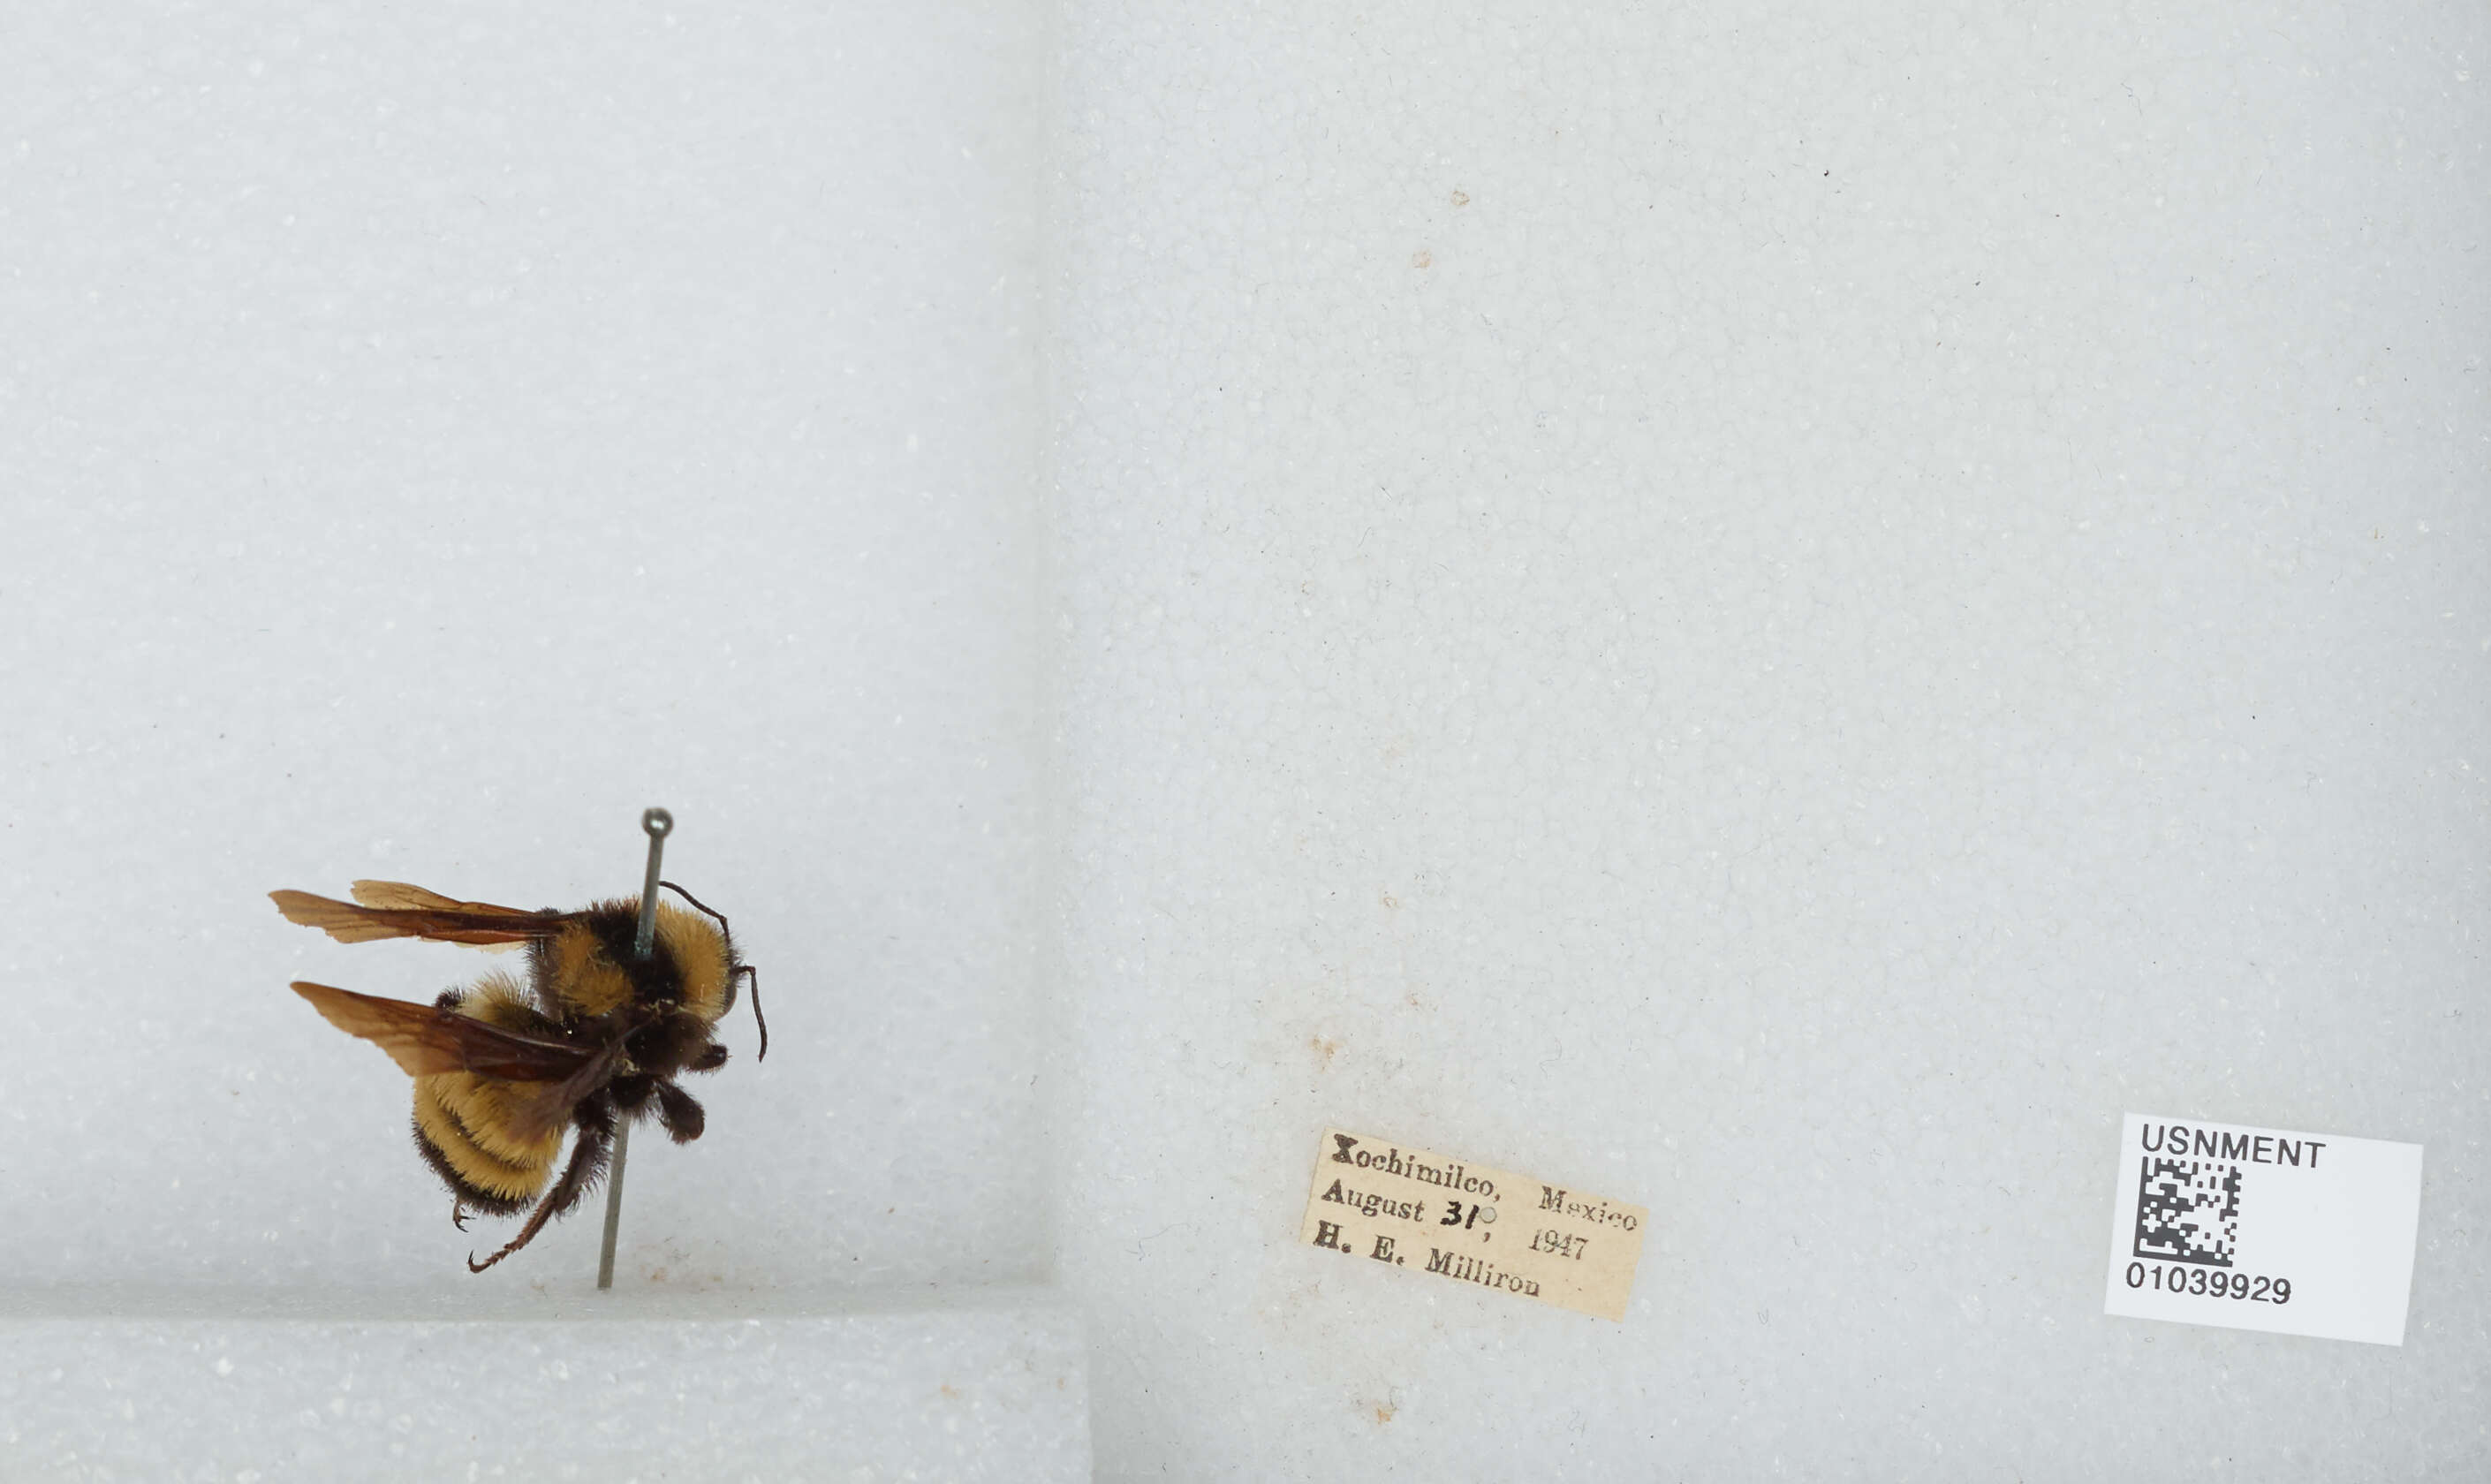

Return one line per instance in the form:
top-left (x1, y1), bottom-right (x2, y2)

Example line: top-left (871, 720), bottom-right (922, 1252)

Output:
top-left (466, 1097), bottom-right (617, 1274)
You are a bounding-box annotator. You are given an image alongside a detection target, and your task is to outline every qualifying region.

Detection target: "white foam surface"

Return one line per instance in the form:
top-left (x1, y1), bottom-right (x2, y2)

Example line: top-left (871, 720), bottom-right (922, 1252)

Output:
top-left (1, 5), bottom-right (1061, 1473)
top-left (0, 1288), bottom-right (1087, 1481)
top-left (0, 4), bottom-right (1047, 1294)
top-left (1046, 2), bottom-right (2489, 1478)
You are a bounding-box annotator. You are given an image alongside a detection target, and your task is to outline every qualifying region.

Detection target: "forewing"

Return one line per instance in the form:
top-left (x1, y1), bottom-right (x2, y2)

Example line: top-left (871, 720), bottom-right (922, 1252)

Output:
top-left (291, 982), bottom-right (596, 1082)
top-left (347, 880), bottom-right (531, 915)
top-left (348, 881), bottom-right (537, 952)
top-left (271, 884), bottom-right (562, 946)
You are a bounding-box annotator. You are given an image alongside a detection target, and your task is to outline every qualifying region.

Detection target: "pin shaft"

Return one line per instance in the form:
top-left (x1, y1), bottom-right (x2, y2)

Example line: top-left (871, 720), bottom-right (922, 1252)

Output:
top-left (599, 807), bottom-right (672, 1291)
top-left (595, 1120), bottom-right (629, 1289)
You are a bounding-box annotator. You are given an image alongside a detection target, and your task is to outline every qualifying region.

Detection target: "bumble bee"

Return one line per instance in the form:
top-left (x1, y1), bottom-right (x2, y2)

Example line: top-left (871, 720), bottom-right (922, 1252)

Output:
top-left (273, 879), bottom-right (766, 1271)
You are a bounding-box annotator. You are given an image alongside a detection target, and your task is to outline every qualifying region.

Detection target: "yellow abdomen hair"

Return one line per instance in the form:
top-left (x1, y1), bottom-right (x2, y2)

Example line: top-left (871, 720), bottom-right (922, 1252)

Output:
top-left (409, 973), bottom-right (564, 1210)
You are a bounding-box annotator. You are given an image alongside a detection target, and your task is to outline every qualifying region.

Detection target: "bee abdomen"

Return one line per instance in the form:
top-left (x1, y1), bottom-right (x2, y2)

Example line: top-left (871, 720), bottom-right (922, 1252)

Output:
top-left (411, 1074), bottom-right (560, 1215)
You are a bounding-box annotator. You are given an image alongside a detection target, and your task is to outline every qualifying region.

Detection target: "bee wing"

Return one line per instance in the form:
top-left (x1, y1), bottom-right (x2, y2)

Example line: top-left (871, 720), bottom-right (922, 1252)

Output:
top-left (503, 1048), bottom-right (632, 1146)
top-left (347, 880), bottom-right (526, 914)
top-left (271, 884), bottom-right (564, 947)
top-left (291, 981), bottom-right (597, 1082)
top-left (348, 881), bottom-right (537, 952)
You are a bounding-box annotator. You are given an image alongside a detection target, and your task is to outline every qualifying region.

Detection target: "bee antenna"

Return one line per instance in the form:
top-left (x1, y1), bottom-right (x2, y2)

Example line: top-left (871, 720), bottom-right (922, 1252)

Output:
top-left (743, 965), bottom-right (768, 1062)
top-left (658, 878), bottom-right (729, 932)
top-left (662, 879), bottom-right (767, 1062)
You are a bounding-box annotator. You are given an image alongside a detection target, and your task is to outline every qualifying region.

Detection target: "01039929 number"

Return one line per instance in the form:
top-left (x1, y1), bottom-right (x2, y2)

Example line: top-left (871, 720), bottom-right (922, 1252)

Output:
top-left (2125, 1261), bottom-right (2290, 1303)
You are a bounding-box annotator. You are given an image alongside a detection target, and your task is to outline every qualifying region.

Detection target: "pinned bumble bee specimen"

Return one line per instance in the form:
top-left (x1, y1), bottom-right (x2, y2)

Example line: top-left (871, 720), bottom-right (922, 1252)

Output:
top-left (274, 811), bottom-right (764, 1274)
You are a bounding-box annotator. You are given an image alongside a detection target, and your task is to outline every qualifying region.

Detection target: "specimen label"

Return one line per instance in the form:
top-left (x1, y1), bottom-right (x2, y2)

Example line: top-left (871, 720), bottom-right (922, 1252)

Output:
top-left (2103, 1112), bottom-right (2423, 1345)
top-left (1297, 1127), bottom-right (1648, 1321)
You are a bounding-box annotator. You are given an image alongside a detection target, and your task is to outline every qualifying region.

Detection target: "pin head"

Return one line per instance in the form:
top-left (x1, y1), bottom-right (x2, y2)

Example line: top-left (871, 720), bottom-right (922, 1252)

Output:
top-left (632, 808), bottom-right (671, 962)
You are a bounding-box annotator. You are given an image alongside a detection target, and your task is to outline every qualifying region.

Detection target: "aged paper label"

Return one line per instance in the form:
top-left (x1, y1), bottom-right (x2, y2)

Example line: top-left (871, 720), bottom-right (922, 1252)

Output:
top-left (1297, 1127), bottom-right (1648, 1321)
top-left (2102, 1113), bottom-right (2424, 1345)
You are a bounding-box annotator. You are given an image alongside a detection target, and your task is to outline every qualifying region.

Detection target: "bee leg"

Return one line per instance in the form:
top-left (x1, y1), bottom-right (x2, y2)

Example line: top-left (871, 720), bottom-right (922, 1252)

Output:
top-left (687, 1043), bottom-right (729, 1074)
top-left (653, 1080), bottom-right (705, 1144)
top-left (450, 1200), bottom-right (471, 1231)
top-left (466, 1098), bottom-right (616, 1274)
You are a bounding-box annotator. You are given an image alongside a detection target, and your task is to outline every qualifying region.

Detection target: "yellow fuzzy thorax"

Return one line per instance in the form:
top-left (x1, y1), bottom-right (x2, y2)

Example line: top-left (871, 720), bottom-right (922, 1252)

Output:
top-left (541, 902), bottom-right (731, 1021)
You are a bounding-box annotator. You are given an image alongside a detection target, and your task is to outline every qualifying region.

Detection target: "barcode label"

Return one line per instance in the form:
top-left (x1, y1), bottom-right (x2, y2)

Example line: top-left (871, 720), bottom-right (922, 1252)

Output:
top-left (2103, 1113), bottom-right (2422, 1346)
top-left (2132, 1157), bottom-right (2241, 1266)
